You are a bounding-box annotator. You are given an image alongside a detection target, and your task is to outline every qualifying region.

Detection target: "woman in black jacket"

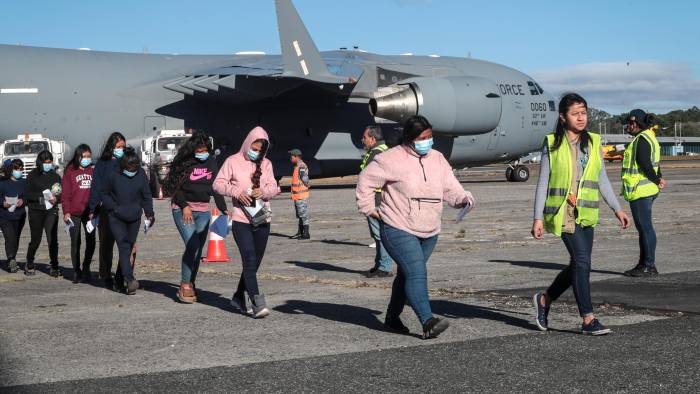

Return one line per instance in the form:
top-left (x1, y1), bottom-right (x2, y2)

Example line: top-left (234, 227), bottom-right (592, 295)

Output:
top-left (99, 147), bottom-right (154, 295)
top-left (0, 159), bottom-right (27, 273)
top-left (163, 132), bottom-right (228, 303)
top-left (24, 150), bottom-right (62, 277)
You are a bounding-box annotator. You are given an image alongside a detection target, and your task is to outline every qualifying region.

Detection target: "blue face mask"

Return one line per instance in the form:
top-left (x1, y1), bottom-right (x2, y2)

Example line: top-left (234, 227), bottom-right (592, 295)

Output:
top-left (80, 158), bottom-right (92, 167)
top-left (113, 148), bottom-right (124, 158)
top-left (122, 169), bottom-right (137, 178)
top-left (246, 149), bottom-right (260, 161)
top-left (12, 170), bottom-right (23, 179)
top-left (42, 163), bottom-right (54, 172)
top-left (413, 138), bottom-right (434, 156)
top-left (195, 152), bottom-right (209, 161)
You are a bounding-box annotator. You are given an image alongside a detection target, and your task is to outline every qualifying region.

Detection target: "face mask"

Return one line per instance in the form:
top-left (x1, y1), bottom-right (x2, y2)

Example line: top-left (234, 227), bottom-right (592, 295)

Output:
top-left (42, 163), bottom-right (54, 172)
top-left (246, 149), bottom-right (259, 161)
top-left (12, 170), bottom-right (23, 179)
top-left (195, 152), bottom-right (209, 161)
top-left (413, 138), bottom-right (433, 156)
top-left (122, 169), bottom-right (137, 178)
top-left (80, 158), bottom-right (92, 167)
top-left (113, 148), bottom-right (124, 158)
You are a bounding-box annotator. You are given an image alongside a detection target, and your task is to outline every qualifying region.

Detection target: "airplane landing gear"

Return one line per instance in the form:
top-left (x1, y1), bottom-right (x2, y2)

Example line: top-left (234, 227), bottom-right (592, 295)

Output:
top-left (506, 164), bottom-right (529, 182)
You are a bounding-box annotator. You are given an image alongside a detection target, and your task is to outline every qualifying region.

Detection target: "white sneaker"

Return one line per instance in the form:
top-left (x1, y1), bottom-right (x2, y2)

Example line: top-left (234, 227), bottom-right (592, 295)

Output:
top-left (368, 243), bottom-right (376, 248)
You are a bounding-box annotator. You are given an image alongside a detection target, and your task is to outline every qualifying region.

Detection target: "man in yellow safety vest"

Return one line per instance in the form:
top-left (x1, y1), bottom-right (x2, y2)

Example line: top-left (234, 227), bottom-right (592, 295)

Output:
top-left (289, 149), bottom-right (310, 240)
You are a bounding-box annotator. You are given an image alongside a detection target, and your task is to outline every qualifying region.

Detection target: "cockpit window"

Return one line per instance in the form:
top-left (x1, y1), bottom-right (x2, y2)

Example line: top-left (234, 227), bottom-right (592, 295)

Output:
top-left (527, 81), bottom-right (539, 95)
top-left (535, 83), bottom-right (544, 94)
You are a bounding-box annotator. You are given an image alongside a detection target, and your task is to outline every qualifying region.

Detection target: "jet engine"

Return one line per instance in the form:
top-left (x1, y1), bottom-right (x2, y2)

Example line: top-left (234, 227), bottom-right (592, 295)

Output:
top-left (369, 76), bottom-right (503, 135)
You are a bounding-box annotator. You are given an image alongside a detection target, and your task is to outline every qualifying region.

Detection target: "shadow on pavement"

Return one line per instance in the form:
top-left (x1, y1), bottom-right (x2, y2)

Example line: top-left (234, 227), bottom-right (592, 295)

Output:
top-left (139, 279), bottom-right (233, 312)
top-left (285, 260), bottom-right (366, 274)
top-left (274, 299), bottom-right (385, 331)
top-left (431, 300), bottom-right (537, 331)
top-left (489, 259), bottom-right (623, 276)
top-left (319, 239), bottom-right (367, 247)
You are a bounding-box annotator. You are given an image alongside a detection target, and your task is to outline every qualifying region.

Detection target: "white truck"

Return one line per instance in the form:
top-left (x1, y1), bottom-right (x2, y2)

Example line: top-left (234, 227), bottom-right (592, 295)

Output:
top-left (140, 129), bottom-right (191, 198)
top-left (0, 133), bottom-right (68, 175)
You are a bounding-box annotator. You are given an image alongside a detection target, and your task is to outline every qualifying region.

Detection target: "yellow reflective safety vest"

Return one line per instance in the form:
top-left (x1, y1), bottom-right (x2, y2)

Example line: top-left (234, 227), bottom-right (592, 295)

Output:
top-left (543, 132), bottom-right (602, 236)
top-left (360, 143), bottom-right (388, 193)
top-left (621, 129), bottom-right (660, 202)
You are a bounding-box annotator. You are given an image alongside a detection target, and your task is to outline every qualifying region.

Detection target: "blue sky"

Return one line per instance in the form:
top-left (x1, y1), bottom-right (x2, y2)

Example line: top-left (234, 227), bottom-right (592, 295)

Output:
top-left (1, 0), bottom-right (698, 113)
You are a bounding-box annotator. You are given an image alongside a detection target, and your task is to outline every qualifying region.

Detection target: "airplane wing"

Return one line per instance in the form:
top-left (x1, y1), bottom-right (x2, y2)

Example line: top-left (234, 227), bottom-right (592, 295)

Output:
top-left (162, 0), bottom-right (359, 104)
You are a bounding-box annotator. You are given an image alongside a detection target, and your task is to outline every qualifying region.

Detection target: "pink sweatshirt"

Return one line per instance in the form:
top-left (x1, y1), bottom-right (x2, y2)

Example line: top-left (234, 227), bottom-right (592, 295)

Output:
top-left (213, 126), bottom-right (279, 224)
top-left (357, 145), bottom-right (473, 238)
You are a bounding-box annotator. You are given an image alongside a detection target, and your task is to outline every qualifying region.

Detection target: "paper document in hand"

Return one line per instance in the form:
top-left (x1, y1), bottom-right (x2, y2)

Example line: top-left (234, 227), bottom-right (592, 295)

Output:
top-left (143, 219), bottom-right (152, 234)
top-left (243, 199), bottom-right (264, 218)
top-left (86, 217), bottom-right (99, 234)
top-left (42, 189), bottom-right (54, 209)
top-left (64, 218), bottom-right (75, 234)
top-left (455, 203), bottom-right (473, 223)
top-left (5, 196), bottom-right (18, 212)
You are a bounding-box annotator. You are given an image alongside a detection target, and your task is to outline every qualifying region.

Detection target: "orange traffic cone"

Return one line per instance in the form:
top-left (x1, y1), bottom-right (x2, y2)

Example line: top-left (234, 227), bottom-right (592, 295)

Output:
top-left (157, 186), bottom-right (165, 200)
top-left (202, 208), bottom-right (231, 263)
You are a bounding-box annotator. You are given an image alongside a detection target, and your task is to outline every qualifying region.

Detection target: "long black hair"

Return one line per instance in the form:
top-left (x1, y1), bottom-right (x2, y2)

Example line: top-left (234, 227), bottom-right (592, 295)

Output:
top-left (551, 93), bottom-right (590, 153)
top-left (99, 132), bottom-right (126, 161)
top-left (163, 132), bottom-right (213, 195)
top-left (251, 139), bottom-right (269, 189)
top-left (118, 146), bottom-right (140, 172)
top-left (2, 159), bottom-right (24, 180)
top-left (30, 150), bottom-right (54, 175)
top-left (69, 144), bottom-right (92, 170)
top-left (402, 115), bottom-right (433, 145)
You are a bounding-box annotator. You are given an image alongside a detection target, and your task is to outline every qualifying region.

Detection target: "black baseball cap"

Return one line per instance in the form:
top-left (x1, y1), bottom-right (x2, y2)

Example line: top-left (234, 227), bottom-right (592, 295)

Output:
top-left (623, 109), bottom-right (648, 127)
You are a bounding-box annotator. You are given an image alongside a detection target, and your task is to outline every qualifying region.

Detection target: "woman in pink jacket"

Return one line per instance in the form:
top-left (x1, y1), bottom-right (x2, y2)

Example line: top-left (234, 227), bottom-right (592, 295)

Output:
top-left (357, 116), bottom-right (476, 339)
top-left (214, 126), bottom-right (279, 318)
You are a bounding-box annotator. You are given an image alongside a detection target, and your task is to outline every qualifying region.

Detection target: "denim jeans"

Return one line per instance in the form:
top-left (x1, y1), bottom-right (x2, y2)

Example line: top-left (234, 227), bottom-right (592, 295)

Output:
top-left (547, 224), bottom-right (594, 317)
top-left (380, 222), bottom-right (438, 325)
top-left (367, 216), bottom-right (393, 272)
top-left (173, 209), bottom-right (211, 284)
top-left (629, 195), bottom-right (657, 268)
top-left (231, 221), bottom-right (270, 298)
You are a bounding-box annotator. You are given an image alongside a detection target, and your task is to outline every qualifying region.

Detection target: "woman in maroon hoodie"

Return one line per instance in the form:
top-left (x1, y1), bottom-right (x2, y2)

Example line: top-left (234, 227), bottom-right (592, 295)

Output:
top-left (62, 144), bottom-right (96, 283)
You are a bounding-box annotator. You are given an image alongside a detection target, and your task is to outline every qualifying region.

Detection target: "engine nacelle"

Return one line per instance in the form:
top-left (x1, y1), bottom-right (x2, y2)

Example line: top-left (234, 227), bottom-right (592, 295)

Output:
top-left (369, 76), bottom-right (503, 135)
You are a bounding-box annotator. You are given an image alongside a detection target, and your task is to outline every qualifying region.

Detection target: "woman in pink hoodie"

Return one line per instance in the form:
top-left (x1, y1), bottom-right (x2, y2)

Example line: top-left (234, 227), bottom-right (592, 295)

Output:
top-left (357, 116), bottom-right (475, 339)
top-left (214, 126), bottom-right (279, 318)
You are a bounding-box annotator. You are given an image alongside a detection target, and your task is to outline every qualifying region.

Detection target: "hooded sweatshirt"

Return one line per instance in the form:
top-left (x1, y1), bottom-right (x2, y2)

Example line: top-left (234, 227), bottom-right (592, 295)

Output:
top-left (213, 126), bottom-right (279, 224)
top-left (100, 167), bottom-right (154, 222)
top-left (62, 164), bottom-right (94, 216)
top-left (357, 145), bottom-right (472, 238)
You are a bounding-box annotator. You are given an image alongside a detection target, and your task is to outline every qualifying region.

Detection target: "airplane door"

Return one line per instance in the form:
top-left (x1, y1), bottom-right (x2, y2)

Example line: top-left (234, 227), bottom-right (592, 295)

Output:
top-left (487, 127), bottom-right (499, 150)
top-left (144, 116), bottom-right (166, 136)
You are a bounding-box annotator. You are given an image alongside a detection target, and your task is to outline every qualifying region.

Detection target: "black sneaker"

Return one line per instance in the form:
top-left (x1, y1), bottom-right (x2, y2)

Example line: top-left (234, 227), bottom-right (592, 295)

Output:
top-left (624, 264), bottom-right (649, 277)
top-left (24, 261), bottom-right (36, 276)
top-left (366, 268), bottom-right (394, 278)
top-left (422, 317), bottom-right (449, 339)
top-left (72, 269), bottom-right (82, 284)
top-left (581, 319), bottom-right (612, 336)
top-left (8, 259), bottom-right (18, 273)
top-left (384, 316), bottom-right (410, 334)
top-left (114, 280), bottom-right (127, 294)
top-left (533, 291), bottom-right (549, 331)
top-left (104, 277), bottom-right (114, 290)
top-left (126, 280), bottom-right (139, 295)
top-left (49, 266), bottom-right (62, 278)
top-left (647, 266), bottom-right (659, 276)
top-left (81, 269), bottom-right (92, 283)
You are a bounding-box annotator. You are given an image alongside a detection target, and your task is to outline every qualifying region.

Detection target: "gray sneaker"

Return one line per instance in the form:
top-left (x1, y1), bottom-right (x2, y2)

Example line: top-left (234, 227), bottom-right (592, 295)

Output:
top-left (230, 295), bottom-right (253, 315)
top-left (251, 294), bottom-right (270, 319)
top-left (8, 259), bottom-right (18, 273)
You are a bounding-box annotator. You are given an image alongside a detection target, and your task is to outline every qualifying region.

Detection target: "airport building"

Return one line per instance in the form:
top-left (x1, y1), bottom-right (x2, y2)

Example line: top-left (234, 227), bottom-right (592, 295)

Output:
top-left (601, 135), bottom-right (700, 156)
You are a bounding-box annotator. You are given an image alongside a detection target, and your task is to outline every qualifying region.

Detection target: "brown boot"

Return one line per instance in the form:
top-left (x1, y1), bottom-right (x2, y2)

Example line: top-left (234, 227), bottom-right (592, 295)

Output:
top-left (177, 282), bottom-right (197, 304)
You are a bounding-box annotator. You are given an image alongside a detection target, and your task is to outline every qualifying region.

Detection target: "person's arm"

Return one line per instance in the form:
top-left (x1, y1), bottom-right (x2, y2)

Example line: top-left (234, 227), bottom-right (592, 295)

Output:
top-left (88, 162), bottom-right (103, 213)
top-left (356, 159), bottom-right (390, 216)
top-left (213, 156), bottom-right (243, 198)
top-left (635, 138), bottom-right (662, 185)
top-left (598, 150), bottom-right (622, 212)
top-left (208, 160), bottom-right (228, 212)
top-left (260, 160), bottom-right (280, 201)
top-left (23, 172), bottom-right (42, 203)
top-left (299, 164), bottom-right (310, 186)
top-left (61, 169), bottom-right (73, 215)
top-left (441, 156), bottom-right (474, 208)
top-left (141, 172), bottom-right (154, 217)
top-left (533, 144), bottom-right (550, 221)
top-left (99, 171), bottom-right (117, 211)
top-left (171, 173), bottom-right (188, 210)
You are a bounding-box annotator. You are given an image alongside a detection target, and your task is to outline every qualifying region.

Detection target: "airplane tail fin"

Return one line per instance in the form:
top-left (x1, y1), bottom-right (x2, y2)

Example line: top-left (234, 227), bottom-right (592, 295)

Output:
top-left (275, 0), bottom-right (337, 82)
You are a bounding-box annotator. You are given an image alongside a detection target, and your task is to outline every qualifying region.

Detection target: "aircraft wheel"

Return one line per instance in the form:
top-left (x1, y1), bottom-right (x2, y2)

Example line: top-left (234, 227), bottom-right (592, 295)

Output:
top-left (512, 165), bottom-right (530, 182)
top-left (505, 167), bottom-right (514, 182)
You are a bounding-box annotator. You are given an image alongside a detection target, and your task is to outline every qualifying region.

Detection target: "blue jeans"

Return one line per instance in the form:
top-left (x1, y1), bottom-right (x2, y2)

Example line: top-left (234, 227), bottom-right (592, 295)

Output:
top-left (629, 195), bottom-right (657, 268)
top-left (547, 224), bottom-right (594, 317)
top-left (172, 209), bottom-right (211, 284)
top-left (368, 217), bottom-right (393, 272)
top-left (381, 223), bottom-right (438, 325)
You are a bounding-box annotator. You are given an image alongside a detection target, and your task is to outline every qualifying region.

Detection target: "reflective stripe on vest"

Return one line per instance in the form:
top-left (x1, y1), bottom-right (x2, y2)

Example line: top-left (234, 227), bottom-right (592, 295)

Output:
top-left (543, 132), bottom-right (602, 236)
top-left (360, 144), bottom-right (389, 193)
top-left (621, 129), bottom-right (660, 201)
top-left (291, 165), bottom-right (309, 201)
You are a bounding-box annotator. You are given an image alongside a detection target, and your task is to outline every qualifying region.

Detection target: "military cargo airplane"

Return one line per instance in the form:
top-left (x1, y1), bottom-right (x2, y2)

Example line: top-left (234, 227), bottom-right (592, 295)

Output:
top-left (0, 0), bottom-right (556, 182)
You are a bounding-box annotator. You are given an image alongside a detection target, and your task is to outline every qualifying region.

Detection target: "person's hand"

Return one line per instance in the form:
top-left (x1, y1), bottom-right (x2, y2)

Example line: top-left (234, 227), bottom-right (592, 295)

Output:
top-left (251, 188), bottom-right (263, 199)
top-left (237, 192), bottom-right (252, 206)
top-left (531, 219), bottom-right (544, 240)
top-left (182, 206), bottom-right (194, 224)
top-left (461, 191), bottom-right (476, 209)
top-left (88, 213), bottom-right (94, 220)
top-left (369, 211), bottom-right (381, 220)
top-left (225, 210), bottom-right (234, 219)
top-left (16, 198), bottom-right (23, 207)
top-left (658, 178), bottom-right (667, 189)
top-left (615, 210), bottom-right (631, 230)
top-left (146, 215), bottom-right (155, 225)
top-left (48, 196), bottom-right (56, 204)
top-left (63, 213), bottom-right (71, 224)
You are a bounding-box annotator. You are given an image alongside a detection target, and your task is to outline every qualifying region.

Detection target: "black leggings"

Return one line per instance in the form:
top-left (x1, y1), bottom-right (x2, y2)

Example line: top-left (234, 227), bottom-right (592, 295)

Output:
top-left (109, 215), bottom-right (140, 284)
top-left (26, 209), bottom-right (59, 267)
top-left (232, 222), bottom-right (270, 298)
top-left (0, 216), bottom-right (26, 261)
top-left (69, 212), bottom-right (96, 272)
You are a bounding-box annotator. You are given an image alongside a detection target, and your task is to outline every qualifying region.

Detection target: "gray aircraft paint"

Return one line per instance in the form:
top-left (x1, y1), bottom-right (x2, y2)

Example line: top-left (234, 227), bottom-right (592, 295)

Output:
top-left (0, 0), bottom-right (556, 178)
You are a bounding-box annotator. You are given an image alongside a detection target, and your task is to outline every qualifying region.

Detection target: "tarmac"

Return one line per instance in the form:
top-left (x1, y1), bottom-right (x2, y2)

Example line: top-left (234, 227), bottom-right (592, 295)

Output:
top-left (1, 161), bottom-right (699, 392)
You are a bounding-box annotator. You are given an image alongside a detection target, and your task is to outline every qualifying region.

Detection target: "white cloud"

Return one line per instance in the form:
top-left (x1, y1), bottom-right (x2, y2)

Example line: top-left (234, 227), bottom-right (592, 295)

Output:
top-left (532, 62), bottom-right (700, 114)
